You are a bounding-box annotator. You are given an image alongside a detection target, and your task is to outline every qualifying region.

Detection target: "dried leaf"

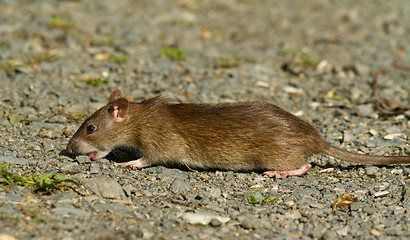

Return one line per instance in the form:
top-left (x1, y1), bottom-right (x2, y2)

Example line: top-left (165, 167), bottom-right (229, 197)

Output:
top-left (325, 89), bottom-right (344, 100)
top-left (201, 29), bottom-right (212, 39)
top-left (380, 98), bottom-right (398, 110)
top-left (38, 130), bottom-right (53, 139)
top-left (332, 193), bottom-right (357, 211)
top-left (376, 98), bottom-right (410, 117)
top-left (94, 53), bottom-right (110, 60)
top-left (397, 49), bottom-right (405, 58)
top-left (372, 71), bottom-right (409, 117)
top-left (63, 128), bottom-right (72, 137)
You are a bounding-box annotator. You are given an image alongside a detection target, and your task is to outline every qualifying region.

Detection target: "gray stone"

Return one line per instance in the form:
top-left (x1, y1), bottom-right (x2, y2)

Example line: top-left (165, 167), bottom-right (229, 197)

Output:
top-left (293, 187), bottom-right (321, 198)
top-left (252, 190), bottom-right (264, 202)
top-left (209, 218), bottom-right (222, 227)
top-left (238, 214), bottom-right (259, 229)
top-left (208, 187), bottom-right (222, 199)
top-left (0, 156), bottom-right (37, 165)
top-left (75, 155), bottom-right (91, 164)
top-left (353, 63), bottom-right (370, 76)
top-left (152, 58), bottom-right (176, 71)
top-left (170, 179), bottom-right (192, 191)
top-left (42, 139), bottom-right (55, 152)
top-left (80, 177), bottom-right (125, 200)
top-left (89, 163), bottom-right (100, 174)
top-left (54, 207), bottom-right (90, 217)
top-left (225, 172), bottom-right (234, 181)
top-left (309, 203), bottom-right (325, 208)
top-left (5, 193), bottom-right (25, 202)
top-left (285, 211), bottom-right (302, 220)
top-left (93, 202), bottom-right (135, 218)
top-left (365, 166), bottom-right (380, 177)
top-left (182, 212), bottom-right (230, 225)
top-left (356, 104), bottom-right (375, 118)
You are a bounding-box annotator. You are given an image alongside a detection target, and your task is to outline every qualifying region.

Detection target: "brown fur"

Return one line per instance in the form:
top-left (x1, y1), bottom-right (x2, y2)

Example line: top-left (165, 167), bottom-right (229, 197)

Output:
top-left (67, 90), bottom-right (410, 175)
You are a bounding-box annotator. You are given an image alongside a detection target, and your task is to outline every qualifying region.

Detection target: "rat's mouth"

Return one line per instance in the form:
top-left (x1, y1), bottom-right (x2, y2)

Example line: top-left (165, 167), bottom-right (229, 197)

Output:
top-left (87, 151), bottom-right (98, 159)
top-left (85, 150), bottom-right (110, 160)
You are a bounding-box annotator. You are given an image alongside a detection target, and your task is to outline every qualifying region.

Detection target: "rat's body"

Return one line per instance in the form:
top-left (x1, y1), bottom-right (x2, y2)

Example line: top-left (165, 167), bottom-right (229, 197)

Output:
top-left (67, 90), bottom-right (410, 178)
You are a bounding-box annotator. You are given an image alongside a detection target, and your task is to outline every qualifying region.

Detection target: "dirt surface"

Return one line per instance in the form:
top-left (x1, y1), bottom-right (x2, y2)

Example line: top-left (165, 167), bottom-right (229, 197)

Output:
top-left (0, 0), bottom-right (409, 239)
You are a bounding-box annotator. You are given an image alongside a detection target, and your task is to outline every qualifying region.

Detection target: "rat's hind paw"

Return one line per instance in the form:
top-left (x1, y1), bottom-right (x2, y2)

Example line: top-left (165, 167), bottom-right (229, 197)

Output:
top-left (264, 163), bottom-right (311, 179)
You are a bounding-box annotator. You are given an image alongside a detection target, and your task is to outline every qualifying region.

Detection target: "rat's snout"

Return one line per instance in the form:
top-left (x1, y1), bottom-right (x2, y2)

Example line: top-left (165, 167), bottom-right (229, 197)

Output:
top-left (67, 146), bottom-right (74, 154)
top-left (66, 140), bottom-right (77, 155)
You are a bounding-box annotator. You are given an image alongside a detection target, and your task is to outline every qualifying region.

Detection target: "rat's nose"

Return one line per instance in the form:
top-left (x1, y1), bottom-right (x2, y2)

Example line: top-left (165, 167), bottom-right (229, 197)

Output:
top-left (67, 146), bottom-right (74, 154)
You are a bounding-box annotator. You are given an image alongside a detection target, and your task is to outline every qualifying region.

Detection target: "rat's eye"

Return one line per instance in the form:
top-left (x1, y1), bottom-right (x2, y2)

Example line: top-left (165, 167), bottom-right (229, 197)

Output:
top-left (86, 125), bottom-right (97, 134)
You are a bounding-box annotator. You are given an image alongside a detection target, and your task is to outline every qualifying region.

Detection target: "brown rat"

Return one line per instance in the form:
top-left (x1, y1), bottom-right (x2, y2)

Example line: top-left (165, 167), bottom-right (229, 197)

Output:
top-left (66, 90), bottom-right (410, 178)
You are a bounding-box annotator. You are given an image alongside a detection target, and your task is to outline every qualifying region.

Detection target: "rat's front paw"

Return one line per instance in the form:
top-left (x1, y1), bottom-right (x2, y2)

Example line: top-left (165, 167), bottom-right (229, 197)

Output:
top-left (120, 158), bottom-right (149, 170)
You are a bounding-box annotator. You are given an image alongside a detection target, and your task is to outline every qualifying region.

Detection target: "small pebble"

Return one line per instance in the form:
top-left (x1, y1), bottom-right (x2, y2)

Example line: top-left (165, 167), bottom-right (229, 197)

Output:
top-left (76, 155), bottom-right (91, 164)
top-left (170, 179), bottom-right (192, 191)
top-left (238, 214), bottom-right (259, 229)
top-left (365, 167), bottom-right (380, 177)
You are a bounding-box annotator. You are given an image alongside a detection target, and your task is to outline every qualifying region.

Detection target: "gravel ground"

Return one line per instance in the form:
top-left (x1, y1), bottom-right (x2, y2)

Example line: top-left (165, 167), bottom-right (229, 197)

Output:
top-left (1, 0), bottom-right (410, 239)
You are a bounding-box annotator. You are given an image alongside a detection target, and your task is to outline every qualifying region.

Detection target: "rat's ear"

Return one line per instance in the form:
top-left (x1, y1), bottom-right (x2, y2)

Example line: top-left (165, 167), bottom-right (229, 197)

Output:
top-left (108, 90), bottom-right (124, 103)
top-left (109, 98), bottom-right (129, 122)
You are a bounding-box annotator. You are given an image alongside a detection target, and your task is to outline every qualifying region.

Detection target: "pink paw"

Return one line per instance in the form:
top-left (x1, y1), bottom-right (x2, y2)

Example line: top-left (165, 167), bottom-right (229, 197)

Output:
top-left (120, 158), bottom-right (149, 170)
top-left (264, 163), bottom-right (311, 179)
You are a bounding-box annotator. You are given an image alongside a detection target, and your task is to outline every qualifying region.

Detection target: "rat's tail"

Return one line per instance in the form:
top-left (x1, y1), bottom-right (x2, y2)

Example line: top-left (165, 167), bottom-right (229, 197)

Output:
top-left (322, 145), bottom-right (410, 165)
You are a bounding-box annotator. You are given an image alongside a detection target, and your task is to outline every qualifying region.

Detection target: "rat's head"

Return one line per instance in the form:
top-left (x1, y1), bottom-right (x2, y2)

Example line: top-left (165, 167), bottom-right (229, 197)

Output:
top-left (66, 90), bottom-right (131, 160)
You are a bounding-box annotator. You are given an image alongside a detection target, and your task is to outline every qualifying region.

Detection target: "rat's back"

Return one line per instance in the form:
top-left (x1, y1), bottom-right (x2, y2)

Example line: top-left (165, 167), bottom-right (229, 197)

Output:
top-left (162, 101), bottom-right (325, 171)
